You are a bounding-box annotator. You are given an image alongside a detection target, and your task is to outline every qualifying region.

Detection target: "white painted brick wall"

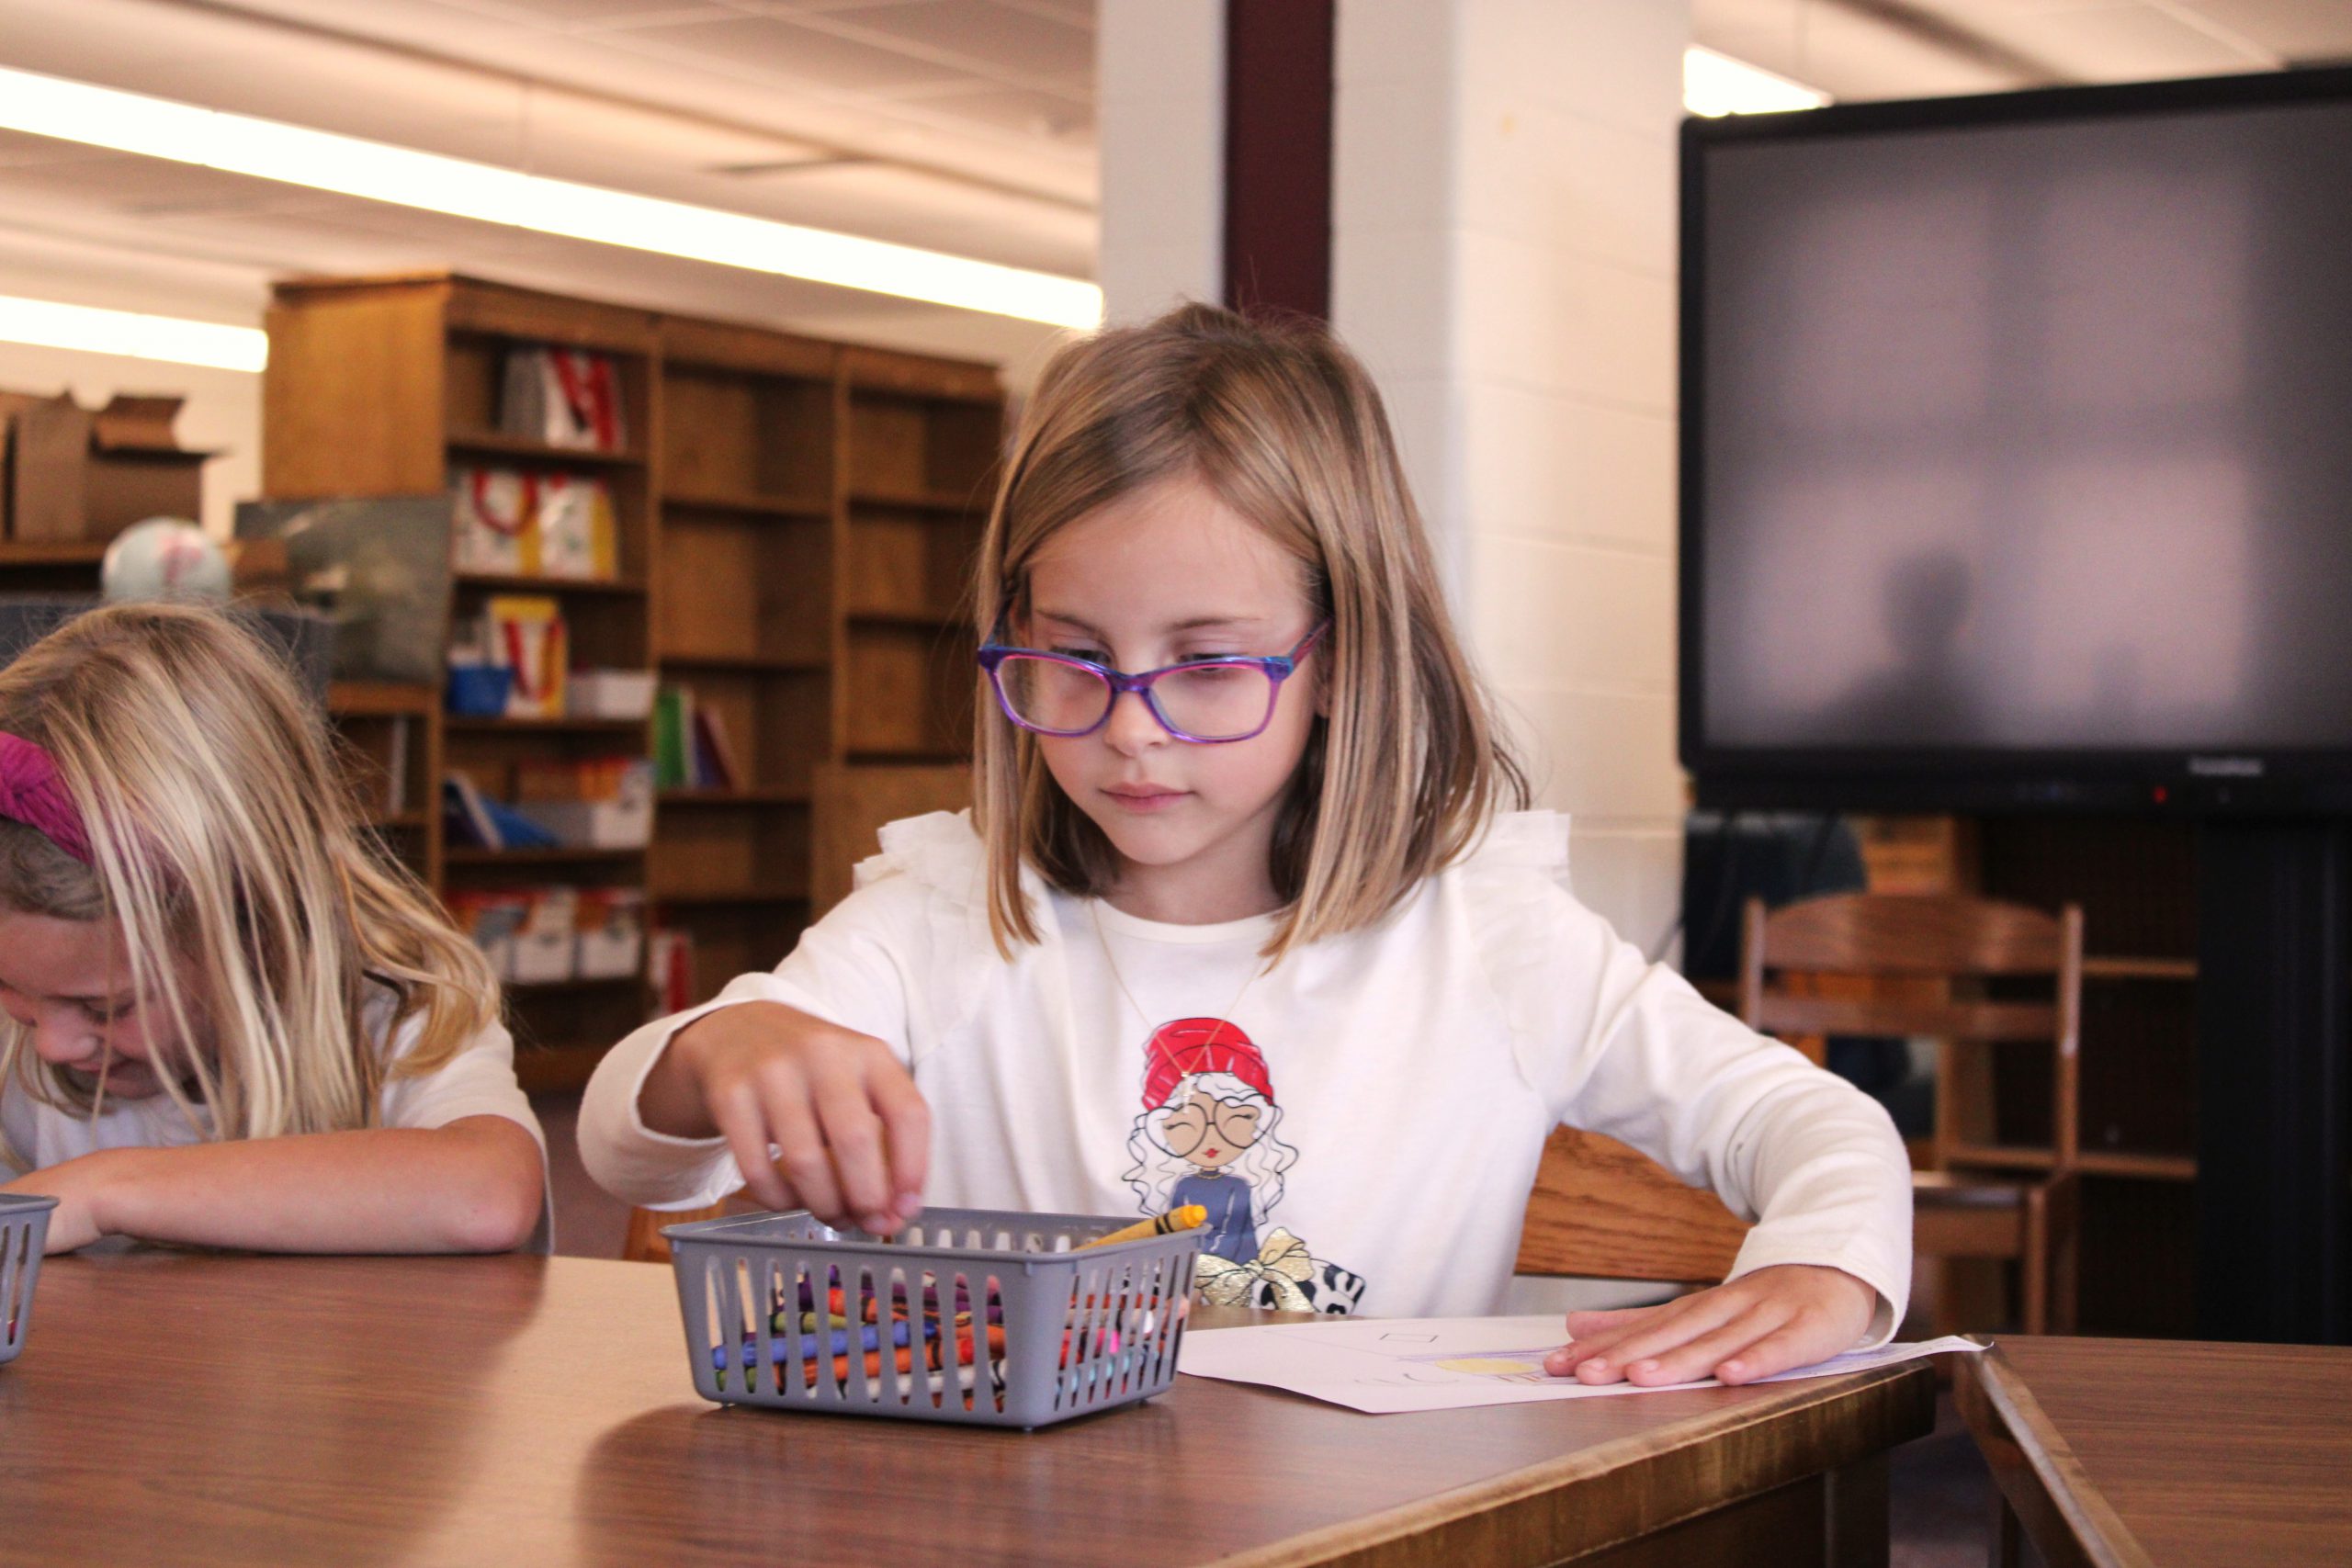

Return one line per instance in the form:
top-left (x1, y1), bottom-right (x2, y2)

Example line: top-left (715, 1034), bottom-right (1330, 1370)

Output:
top-left (1096, 0), bottom-right (1226, 321)
top-left (1338, 0), bottom-right (1690, 950)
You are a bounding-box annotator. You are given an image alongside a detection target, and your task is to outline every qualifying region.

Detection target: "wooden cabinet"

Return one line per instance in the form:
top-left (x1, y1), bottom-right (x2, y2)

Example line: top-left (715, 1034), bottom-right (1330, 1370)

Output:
top-left (263, 274), bottom-right (1001, 1087)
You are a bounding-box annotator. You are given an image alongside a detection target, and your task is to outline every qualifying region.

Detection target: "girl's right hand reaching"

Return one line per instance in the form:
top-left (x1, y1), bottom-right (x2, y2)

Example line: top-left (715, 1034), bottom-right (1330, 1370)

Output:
top-left (638, 1000), bottom-right (931, 1235)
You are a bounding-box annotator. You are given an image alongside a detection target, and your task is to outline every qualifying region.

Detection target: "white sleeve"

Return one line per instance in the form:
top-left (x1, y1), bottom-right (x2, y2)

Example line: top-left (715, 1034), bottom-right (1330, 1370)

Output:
top-left (1504, 882), bottom-right (1915, 1348)
top-left (376, 1010), bottom-right (546, 1151)
top-left (577, 871), bottom-right (929, 1211)
top-left (376, 1006), bottom-right (553, 1253)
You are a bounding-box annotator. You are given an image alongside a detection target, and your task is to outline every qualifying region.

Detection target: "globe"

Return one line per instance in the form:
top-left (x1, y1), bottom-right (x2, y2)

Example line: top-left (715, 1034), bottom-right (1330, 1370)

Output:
top-left (100, 518), bottom-right (232, 604)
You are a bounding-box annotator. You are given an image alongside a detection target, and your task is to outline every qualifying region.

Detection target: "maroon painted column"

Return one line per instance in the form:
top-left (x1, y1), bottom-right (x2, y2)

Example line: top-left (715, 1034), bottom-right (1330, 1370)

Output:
top-left (1223, 0), bottom-right (1336, 320)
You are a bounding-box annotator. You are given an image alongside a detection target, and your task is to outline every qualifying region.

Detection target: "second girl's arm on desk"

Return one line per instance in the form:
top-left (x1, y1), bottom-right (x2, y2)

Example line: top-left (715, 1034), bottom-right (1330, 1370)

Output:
top-left (0, 1114), bottom-right (545, 1255)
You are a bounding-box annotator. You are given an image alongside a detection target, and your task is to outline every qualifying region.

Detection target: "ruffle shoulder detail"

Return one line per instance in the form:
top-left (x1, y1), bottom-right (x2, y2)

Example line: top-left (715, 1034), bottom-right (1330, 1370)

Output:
top-left (857, 808), bottom-right (992, 910)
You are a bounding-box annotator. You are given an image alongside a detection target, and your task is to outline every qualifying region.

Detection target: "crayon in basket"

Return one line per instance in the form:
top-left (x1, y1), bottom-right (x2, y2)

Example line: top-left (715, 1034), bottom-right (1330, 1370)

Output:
top-left (1077, 1205), bottom-right (1206, 1251)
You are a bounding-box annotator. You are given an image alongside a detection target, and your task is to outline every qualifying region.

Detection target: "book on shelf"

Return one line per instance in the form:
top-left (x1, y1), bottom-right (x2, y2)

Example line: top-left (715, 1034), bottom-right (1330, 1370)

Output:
top-left (650, 927), bottom-right (695, 1014)
top-left (654, 684), bottom-right (745, 793)
top-left (444, 770), bottom-right (501, 850)
top-left (452, 468), bottom-right (618, 581)
top-left (384, 716), bottom-right (411, 817)
top-left (653, 685), bottom-right (693, 791)
top-left (691, 705), bottom-right (741, 793)
top-left (501, 344), bottom-right (628, 453)
top-left (442, 770), bottom-right (560, 851)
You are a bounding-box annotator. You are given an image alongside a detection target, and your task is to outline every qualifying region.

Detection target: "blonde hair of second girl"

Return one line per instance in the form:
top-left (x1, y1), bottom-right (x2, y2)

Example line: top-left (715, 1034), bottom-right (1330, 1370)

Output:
top-left (0, 603), bottom-right (498, 1160)
top-left (973, 301), bottom-right (1530, 958)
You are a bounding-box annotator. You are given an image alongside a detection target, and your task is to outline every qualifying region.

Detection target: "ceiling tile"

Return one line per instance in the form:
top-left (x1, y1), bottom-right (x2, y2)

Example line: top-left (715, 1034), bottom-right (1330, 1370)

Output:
top-left (0, 128), bottom-right (112, 169)
top-left (816, 1), bottom-right (1095, 82)
top-left (1980, 6), bottom-right (2277, 78)
top-left (602, 14), bottom-right (971, 91)
top-left (898, 84), bottom-right (1092, 141)
top-left (444, 0), bottom-right (741, 24)
top-left (2188, 0), bottom-right (2352, 61)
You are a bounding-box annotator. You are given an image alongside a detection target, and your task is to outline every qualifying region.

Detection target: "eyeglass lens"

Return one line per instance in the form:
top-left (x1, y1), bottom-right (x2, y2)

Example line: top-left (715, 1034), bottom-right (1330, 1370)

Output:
top-left (994, 655), bottom-right (1277, 739)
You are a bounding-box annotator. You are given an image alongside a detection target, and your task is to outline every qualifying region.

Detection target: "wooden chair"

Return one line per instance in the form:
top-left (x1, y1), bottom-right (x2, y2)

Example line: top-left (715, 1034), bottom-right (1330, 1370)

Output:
top-left (1738, 892), bottom-right (2084, 1336)
top-left (620, 761), bottom-right (973, 1264)
top-left (1515, 1126), bottom-right (1750, 1288)
top-left (621, 1202), bottom-right (727, 1265)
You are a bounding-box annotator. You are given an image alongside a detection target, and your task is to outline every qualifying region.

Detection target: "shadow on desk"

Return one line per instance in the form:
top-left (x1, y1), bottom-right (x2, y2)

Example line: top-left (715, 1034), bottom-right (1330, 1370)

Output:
top-left (573, 1396), bottom-right (1189, 1564)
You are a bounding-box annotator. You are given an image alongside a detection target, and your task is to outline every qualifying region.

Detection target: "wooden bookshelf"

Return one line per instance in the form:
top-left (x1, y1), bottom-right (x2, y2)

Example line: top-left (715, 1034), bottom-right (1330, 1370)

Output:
top-left (0, 540), bottom-right (112, 595)
top-left (264, 273), bottom-right (1002, 1085)
top-left (264, 275), bottom-right (662, 1090)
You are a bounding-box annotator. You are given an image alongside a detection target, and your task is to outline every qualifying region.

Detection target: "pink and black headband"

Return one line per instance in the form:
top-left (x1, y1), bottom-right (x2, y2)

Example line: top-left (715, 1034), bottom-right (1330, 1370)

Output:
top-left (0, 732), bottom-right (92, 863)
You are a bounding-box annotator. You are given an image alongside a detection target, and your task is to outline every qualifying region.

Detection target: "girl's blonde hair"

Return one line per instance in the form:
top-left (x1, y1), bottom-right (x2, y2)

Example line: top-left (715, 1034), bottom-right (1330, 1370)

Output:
top-left (975, 302), bottom-right (1529, 957)
top-left (0, 603), bottom-right (498, 1151)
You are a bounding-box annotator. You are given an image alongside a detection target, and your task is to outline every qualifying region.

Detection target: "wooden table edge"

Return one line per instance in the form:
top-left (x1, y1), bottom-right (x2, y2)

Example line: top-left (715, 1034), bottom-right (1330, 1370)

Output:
top-left (1952, 1344), bottom-right (2156, 1568)
top-left (1204, 1359), bottom-right (1939, 1568)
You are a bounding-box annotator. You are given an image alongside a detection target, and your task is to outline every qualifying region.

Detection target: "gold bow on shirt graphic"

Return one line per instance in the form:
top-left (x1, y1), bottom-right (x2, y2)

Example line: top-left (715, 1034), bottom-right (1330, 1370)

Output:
top-left (1193, 1227), bottom-right (1318, 1311)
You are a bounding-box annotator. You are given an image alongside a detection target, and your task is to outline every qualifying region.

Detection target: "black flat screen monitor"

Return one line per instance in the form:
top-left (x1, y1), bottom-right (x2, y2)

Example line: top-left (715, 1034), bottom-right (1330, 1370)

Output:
top-left (1683, 67), bottom-right (2352, 813)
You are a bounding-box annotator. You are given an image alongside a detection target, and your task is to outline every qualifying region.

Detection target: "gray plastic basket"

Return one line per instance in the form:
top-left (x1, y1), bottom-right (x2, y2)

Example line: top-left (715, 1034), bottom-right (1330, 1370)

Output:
top-left (664, 1207), bottom-right (1204, 1430)
top-left (1, 1192), bottom-right (58, 1366)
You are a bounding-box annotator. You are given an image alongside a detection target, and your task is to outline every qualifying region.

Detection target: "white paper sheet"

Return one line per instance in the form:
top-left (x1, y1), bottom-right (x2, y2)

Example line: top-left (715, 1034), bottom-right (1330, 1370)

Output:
top-left (1177, 1314), bottom-right (1984, 1415)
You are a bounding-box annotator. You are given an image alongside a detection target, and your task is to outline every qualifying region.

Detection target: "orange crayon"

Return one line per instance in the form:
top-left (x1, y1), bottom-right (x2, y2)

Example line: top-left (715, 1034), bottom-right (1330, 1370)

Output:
top-left (1080, 1206), bottom-right (1207, 1250)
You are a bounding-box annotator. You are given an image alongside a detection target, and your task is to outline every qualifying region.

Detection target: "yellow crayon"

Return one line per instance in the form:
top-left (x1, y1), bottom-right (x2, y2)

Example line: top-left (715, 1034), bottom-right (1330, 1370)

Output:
top-left (1080, 1206), bottom-right (1207, 1250)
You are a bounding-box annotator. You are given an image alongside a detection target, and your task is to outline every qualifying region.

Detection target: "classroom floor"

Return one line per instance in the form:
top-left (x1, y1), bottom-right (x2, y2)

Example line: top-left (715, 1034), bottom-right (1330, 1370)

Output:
top-left (1891, 1393), bottom-right (2001, 1568)
top-left (531, 1090), bottom-right (2000, 1565)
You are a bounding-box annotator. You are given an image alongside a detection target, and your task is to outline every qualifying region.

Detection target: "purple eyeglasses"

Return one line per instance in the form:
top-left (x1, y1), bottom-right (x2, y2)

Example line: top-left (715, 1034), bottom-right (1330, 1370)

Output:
top-left (978, 619), bottom-right (1329, 744)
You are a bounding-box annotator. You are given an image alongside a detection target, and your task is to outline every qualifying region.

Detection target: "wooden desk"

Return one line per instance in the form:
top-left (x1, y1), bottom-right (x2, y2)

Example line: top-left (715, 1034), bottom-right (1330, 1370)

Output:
top-left (1956, 1337), bottom-right (2352, 1567)
top-left (1, 1253), bottom-right (1933, 1566)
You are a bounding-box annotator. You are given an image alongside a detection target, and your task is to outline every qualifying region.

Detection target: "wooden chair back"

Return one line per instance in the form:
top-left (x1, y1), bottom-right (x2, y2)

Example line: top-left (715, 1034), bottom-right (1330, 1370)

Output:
top-left (1514, 1126), bottom-right (1749, 1285)
top-left (1738, 893), bottom-right (2084, 1169)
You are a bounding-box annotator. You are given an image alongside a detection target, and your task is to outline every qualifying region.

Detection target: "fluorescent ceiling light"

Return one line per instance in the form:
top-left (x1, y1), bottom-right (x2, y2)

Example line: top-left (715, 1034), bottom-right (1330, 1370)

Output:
top-left (0, 293), bottom-right (268, 371)
top-left (0, 66), bottom-right (1102, 329)
top-left (1685, 46), bottom-right (1832, 117)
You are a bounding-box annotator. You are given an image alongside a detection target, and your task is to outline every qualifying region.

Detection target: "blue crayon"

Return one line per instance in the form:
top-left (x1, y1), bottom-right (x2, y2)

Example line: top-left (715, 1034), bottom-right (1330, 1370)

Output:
top-left (712, 1319), bottom-right (915, 1371)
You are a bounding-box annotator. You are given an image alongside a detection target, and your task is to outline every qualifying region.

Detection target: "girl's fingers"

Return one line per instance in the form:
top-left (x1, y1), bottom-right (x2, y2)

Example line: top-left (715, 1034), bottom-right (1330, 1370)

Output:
top-left (708, 1082), bottom-right (797, 1213)
top-left (1561, 1305), bottom-right (1649, 1337)
top-left (1619, 1303), bottom-right (1790, 1386)
top-left (1715, 1317), bottom-right (1838, 1385)
top-left (867, 1057), bottom-right (931, 1219)
top-left (808, 1068), bottom-right (895, 1231)
top-left (760, 1081), bottom-right (845, 1224)
top-left (1567, 1290), bottom-right (1758, 1383)
top-left (1547, 1297), bottom-right (1697, 1376)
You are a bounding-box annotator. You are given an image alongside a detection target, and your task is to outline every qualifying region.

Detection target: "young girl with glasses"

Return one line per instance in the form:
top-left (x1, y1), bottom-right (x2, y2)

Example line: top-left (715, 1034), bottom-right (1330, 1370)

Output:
top-left (582, 304), bottom-right (1910, 1385)
top-left (0, 604), bottom-right (547, 1254)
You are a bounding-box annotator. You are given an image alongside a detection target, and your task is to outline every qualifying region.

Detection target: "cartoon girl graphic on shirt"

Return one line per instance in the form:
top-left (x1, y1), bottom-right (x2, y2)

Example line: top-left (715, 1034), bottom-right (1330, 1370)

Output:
top-left (1122, 1018), bottom-right (1365, 1314)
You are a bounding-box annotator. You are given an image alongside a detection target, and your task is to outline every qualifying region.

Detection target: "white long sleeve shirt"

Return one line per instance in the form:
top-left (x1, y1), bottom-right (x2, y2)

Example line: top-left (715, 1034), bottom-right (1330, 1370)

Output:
top-left (582, 810), bottom-right (1910, 1336)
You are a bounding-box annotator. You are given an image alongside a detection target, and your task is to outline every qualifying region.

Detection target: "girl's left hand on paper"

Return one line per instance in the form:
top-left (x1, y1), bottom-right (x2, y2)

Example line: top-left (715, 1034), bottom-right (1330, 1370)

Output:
top-left (0, 1152), bottom-right (130, 1254)
top-left (1543, 1263), bottom-right (1877, 1387)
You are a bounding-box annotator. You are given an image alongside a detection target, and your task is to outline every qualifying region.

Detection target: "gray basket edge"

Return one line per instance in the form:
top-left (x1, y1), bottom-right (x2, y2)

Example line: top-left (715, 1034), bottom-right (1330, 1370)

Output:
top-left (661, 1205), bottom-right (1180, 1262)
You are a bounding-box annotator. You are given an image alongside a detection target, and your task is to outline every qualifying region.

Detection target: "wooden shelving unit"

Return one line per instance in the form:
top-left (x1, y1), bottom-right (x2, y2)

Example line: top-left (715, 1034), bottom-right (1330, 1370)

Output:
top-left (263, 276), bottom-right (660, 1090)
top-left (0, 540), bottom-right (111, 595)
top-left (327, 681), bottom-right (440, 882)
top-left (263, 273), bottom-right (1001, 1089)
